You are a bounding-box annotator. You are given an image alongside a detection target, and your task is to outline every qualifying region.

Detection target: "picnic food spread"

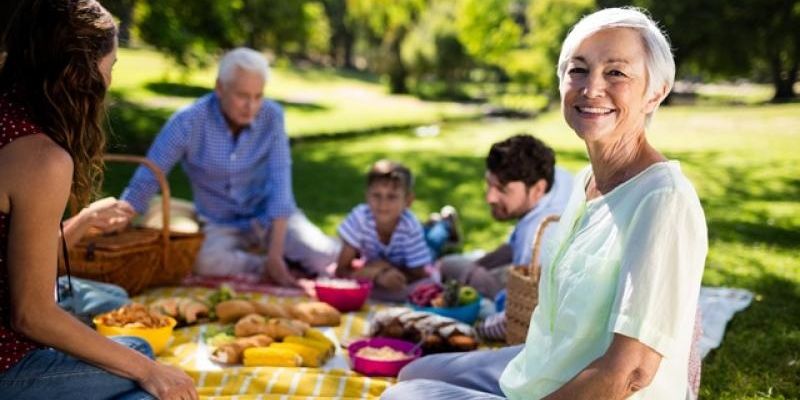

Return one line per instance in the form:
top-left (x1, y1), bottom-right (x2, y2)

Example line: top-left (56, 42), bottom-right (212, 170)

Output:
top-left (355, 345), bottom-right (412, 361)
top-left (369, 307), bottom-right (479, 353)
top-left (96, 303), bottom-right (172, 328)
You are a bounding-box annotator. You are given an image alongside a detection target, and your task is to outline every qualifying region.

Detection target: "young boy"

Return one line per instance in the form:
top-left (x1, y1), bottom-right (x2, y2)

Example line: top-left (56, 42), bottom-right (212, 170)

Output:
top-left (335, 160), bottom-right (435, 302)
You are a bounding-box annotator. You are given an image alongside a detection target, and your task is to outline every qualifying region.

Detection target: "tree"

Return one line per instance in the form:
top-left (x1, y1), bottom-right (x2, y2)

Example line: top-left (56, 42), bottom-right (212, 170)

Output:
top-left (455, 0), bottom-right (523, 67)
top-left (522, 0), bottom-right (595, 96)
top-left (402, 0), bottom-right (473, 96)
top-left (136, 0), bottom-right (315, 67)
top-left (633, 0), bottom-right (799, 101)
top-left (321, 0), bottom-right (356, 68)
top-left (348, 0), bottom-right (427, 93)
top-left (103, 0), bottom-right (137, 45)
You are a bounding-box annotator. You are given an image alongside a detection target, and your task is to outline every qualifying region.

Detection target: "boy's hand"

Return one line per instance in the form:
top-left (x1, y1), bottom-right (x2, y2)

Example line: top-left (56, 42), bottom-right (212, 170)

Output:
top-left (375, 267), bottom-right (407, 291)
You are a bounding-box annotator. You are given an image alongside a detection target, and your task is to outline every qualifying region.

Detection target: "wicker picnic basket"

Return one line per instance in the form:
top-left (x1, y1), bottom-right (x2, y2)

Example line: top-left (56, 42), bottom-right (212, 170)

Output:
top-left (505, 214), bottom-right (560, 344)
top-left (59, 154), bottom-right (204, 295)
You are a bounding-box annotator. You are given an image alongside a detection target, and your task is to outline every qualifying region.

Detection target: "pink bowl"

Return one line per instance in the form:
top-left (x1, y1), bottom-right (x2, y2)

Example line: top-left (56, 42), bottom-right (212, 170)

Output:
top-left (348, 337), bottom-right (421, 377)
top-left (315, 280), bottom-right (372, 312)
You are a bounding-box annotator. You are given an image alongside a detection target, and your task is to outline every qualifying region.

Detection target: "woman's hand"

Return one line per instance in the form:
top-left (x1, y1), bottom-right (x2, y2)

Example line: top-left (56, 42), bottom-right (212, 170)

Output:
top-left (81, 197), bottom-right (135, 233)
top-left (138, 362), bottom-right (197, 400)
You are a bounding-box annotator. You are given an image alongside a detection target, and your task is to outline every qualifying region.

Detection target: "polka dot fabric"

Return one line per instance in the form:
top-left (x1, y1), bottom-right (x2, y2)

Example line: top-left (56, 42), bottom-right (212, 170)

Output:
top-left (0, 91), bottom-right (45, 372)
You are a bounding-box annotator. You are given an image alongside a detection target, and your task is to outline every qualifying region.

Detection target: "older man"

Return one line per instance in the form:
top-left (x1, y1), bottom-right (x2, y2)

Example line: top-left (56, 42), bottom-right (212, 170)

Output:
top-left (440, 134), bottom-right (572, 299)
top-left (121, 47), bottom-right (339, 286)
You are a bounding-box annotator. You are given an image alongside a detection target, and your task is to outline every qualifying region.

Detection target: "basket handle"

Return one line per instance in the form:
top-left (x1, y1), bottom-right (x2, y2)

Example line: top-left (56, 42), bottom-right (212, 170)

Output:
top-left (526, 214), bottom-right (561, 284)
top-left (101, 153), bottom-right (172, 269)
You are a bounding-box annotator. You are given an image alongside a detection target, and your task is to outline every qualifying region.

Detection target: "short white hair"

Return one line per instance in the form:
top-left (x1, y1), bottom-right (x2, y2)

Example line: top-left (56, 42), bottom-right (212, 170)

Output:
top-left (217, 47), bottom-right (270, 85)
top-left (557, 7), bottom-right (675, 124)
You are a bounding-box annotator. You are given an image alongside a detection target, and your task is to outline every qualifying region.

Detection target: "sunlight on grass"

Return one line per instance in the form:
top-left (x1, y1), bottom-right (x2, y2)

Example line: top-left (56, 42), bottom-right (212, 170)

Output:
top-left (101, 49), bottom-right (800, 397)
top-left (109, 48), bottom-right (481, 140)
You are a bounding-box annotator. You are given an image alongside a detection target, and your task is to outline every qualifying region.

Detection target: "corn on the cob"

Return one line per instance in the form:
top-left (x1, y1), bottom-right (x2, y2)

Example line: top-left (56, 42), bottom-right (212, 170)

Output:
top-left (304, 329), bottom-right (335, 348)
top-left (242, 346), bottom-right (302, 367)
top-left (269, 342), bottom-right (325, 367)
top-left (284, 335), bottom-right (333, 357)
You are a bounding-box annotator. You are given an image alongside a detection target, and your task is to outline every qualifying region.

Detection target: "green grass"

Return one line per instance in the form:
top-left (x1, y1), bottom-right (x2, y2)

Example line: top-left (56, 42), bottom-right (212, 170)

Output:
top-left (107, 47), bottom-right (480, 150)
top-left (102, 49), bottom-right (800, 398)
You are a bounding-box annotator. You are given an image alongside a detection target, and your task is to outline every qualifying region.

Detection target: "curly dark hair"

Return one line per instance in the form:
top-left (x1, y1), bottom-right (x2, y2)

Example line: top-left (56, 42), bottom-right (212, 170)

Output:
top-left (367, 159), bottom-right (414, 194)
top-left (0, 0), bottom-right (116, 207)
top-left (486, 134), bottom-right (556, 192)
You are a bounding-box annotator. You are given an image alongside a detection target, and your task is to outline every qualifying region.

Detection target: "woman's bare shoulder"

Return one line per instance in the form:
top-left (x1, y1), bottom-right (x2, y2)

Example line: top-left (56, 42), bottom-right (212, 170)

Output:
top-left (0, 134), bottom-right (73, 196)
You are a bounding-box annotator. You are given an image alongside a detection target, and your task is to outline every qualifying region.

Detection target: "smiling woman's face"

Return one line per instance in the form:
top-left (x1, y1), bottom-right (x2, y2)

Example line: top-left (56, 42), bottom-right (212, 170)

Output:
top-left (560, 27), bottom-right (660, 144)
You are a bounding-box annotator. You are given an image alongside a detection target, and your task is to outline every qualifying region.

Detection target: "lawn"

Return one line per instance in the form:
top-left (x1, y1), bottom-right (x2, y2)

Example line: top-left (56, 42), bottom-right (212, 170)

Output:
top-left (107, 47), bottom-right (480, 154)
top-left (102, 48), bottom-right (800, 398)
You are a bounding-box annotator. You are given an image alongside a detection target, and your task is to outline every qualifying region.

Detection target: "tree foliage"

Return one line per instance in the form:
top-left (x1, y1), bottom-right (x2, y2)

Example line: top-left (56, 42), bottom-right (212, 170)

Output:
top-left (347, 0), bottom-right (426, 93)
top-left (456, 0), bottom-right (523, 67)
top-left (401, 0), bottom-right (472, 95)
top-left (137, 0), bottom-right (315, 68)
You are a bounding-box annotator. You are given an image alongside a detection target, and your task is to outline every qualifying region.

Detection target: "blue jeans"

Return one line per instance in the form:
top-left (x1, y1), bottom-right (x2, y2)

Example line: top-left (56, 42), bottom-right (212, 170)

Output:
top-left (424, 220), bottom-right (452, 258)
top-left (0, 336), bottom-right (155, 400)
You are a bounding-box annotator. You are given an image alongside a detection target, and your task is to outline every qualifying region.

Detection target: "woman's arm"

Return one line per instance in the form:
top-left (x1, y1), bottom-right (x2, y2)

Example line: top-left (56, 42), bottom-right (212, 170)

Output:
top-left (61, 197), bottom-right (135, 248)
top-left (5, 138), bottom-right (195, 400)
top-left (543, 333), bottom-right (661, 400)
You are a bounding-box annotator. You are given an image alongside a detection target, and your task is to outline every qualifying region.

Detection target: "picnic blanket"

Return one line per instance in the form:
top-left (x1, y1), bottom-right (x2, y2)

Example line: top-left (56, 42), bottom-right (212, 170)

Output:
top-left (132, 285), bottom-right (753, 399)
top-left (135, 287), bottom-right (395, 400)
top-left (697, 286), bottom-right (754, 358)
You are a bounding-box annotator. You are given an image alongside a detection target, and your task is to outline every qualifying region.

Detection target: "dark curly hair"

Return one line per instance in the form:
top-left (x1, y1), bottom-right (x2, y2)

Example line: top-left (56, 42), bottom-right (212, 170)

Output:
top-left (0, 0), bottom-right (116, 207)
top-left (486, 134), bottom-right (556, 193)
top-left (367, 159), bottom-right (414, 194)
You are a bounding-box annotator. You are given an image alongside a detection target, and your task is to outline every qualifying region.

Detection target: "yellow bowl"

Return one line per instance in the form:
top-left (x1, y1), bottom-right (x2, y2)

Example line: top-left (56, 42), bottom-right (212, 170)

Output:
top-left (93, 316), bottom-right (177, 355)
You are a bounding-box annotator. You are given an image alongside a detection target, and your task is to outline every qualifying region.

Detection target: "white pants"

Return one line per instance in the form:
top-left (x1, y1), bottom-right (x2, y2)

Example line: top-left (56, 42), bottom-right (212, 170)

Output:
top-left (194, 211), bottom-right (341, 277)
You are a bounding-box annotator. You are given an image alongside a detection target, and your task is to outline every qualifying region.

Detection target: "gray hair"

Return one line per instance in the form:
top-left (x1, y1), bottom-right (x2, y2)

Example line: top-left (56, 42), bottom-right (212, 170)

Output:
top-left (557, 7), bottom-right (675, 124)
top-left (217, 47), bottom-right (270, 86)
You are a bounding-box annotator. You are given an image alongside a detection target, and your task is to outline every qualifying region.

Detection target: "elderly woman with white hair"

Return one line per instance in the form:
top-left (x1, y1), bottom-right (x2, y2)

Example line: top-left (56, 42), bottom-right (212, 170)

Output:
top-left (382, 7), bottom-right (706, 400)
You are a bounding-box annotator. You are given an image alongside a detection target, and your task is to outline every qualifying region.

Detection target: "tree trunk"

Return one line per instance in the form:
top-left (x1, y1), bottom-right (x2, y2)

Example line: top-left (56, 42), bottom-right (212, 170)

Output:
top-left (386, 28), bottom-right (408, 94)
top-left (771, 56), bottom-right (798, 102)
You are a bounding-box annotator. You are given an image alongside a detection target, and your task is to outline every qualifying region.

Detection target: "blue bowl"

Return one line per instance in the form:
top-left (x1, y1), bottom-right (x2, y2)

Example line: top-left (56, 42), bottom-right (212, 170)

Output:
top-left (411, 296), bottom-right (482, 325)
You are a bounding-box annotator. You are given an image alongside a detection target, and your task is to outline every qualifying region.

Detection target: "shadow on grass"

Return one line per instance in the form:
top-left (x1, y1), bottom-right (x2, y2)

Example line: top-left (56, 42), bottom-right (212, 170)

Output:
top-left (106, 98), bottom-right (172, 154)
top-left (143, 81), bottom-right (330, 112)
top-left (145, 82), bottom-right (210, 98)
top-left (700, 269), bottom-right (800, 398)
top-left (287, 65), bottom-right (381, 85)
top-left (665, 150), bottom-right (800, 251)
top-left (274, 99), bottom-right (329, 112)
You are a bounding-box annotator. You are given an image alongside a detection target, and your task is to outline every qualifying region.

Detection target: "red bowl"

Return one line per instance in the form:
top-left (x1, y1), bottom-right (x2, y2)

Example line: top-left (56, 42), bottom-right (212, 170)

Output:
top-left (315, 280), bottom-right (372, 312)
top-left (348, 337), bottom-right (421, 377)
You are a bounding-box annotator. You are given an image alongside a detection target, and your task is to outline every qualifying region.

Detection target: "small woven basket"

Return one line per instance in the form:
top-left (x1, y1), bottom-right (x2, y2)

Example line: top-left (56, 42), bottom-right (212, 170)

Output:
top-left (60, 154), bottom-right (203, 295)
top-left (505, 214), bottom-right (560, 345)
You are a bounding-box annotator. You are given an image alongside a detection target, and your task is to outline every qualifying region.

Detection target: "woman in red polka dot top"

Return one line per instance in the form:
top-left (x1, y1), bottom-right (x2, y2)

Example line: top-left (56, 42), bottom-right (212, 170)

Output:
top-left (0, 1), bottom-right (195, 399)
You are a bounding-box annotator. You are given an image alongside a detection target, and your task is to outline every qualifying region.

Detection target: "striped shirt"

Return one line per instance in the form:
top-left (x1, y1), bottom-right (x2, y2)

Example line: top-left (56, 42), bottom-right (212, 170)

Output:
top-left (338, 204), bottom-right (432, 268)
top-left (121, 93), bottom-right (296, 230)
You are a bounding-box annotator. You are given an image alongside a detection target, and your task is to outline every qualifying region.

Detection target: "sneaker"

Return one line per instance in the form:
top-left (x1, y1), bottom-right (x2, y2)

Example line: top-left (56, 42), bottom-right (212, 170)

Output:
top-left (423, 212), bottom-right (442, 229)
top-left (439, 205), bottom-right (461, 249)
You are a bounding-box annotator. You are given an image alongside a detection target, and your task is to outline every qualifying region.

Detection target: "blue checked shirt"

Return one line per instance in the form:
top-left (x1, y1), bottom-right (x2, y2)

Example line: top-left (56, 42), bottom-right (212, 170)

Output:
top-left (121, 93), bottom-right (296, 230)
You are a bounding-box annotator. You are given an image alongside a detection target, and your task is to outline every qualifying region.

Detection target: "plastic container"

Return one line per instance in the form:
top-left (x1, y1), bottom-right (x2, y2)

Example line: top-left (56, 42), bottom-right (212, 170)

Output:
top-left (411, 295), bottom-right (482, 325)
top-left (315, 280), bottom-right (372, 312)
top-left (348, 337), bottom-right (421, 377)
top-left (93, 316), bottom-right (176, 355)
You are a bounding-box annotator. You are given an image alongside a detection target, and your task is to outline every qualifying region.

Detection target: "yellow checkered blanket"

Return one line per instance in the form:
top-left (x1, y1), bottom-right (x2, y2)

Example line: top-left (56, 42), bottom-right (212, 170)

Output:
top-left (135, 287), bottom-right (395, 399)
